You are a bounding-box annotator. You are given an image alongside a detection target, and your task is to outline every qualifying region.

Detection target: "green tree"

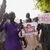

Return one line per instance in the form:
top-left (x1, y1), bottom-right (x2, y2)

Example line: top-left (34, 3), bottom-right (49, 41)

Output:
top-left (36, 0), bottom-right (50, 12)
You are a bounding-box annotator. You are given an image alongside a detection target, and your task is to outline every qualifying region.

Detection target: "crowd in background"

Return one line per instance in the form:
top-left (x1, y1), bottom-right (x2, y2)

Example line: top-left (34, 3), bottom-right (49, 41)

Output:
top-left (0, 11), bottom-right (50, 50)
top-left (0, 12), bottom-right (40, 50)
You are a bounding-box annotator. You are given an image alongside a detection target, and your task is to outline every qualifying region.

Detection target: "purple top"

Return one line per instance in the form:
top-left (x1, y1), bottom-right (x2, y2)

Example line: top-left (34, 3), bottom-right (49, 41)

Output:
top-left (4, 22), bottom-right (22, 50)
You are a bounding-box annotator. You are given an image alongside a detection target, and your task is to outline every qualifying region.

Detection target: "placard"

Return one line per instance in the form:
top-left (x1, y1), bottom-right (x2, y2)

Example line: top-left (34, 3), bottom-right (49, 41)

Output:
top-left (23, 22), bottom-right (38, 35)
top-left (38, 13), bottom-right (50, 24)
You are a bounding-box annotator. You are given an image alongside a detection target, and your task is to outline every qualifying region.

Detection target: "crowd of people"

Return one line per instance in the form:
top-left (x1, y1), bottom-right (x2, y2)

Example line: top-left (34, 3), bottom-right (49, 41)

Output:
top-left (0, 12), bottom-right (39, 50)
top-left (0, 11), bottom-right (50, 50)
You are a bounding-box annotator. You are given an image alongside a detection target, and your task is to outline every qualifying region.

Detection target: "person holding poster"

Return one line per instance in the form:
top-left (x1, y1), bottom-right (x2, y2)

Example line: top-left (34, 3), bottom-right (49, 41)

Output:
top-left (37, 12), bottom-right (50, 50)
top-left (19, 19), bottom-right (27, 48)
top-left (22, 13), bottom-right (38, 50)
top-left (23, 22), bottom-right (38, 50)
top-left (33, 17), bottom-right (42, 50)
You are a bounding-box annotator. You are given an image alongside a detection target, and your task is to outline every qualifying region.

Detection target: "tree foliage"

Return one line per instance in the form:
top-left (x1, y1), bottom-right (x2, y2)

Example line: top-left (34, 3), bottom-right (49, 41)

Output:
top-left (36, 0), bottom-right (50, 12)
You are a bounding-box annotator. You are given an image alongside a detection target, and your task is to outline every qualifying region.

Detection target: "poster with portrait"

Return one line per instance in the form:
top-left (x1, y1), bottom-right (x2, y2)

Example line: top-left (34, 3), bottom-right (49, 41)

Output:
top-left (23, 22), bottom-right (38, 35)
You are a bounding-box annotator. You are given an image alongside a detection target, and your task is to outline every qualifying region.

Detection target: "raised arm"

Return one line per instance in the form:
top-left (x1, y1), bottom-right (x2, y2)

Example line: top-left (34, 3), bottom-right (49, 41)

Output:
top-left (0, 0), bottom-right (6, 21)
